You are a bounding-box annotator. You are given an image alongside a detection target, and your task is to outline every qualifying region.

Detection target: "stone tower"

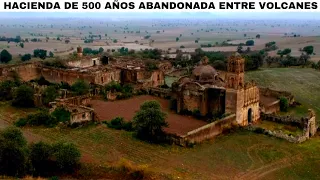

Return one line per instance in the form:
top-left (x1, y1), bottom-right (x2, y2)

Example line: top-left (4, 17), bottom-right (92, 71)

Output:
top-left (225, 53), bottom-right (244, 90)
top-left (77, 46), bottom-right (83, 58)
top-left (225, 53), bottom-right (260, 126)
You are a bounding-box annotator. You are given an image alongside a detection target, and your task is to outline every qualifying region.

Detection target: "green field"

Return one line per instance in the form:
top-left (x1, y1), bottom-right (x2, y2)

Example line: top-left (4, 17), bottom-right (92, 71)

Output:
top-left (246, 68), bottom-right (320, 118)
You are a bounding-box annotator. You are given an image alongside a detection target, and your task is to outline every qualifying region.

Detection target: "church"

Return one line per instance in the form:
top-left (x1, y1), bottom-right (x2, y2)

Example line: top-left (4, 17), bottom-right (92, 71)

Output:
top-left (171, 53), bottom-right (260, 126)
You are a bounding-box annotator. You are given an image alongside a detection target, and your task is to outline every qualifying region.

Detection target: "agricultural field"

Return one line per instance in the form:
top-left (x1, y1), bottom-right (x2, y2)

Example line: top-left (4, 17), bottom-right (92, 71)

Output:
top-left (1, 17), bottom-right (320, 61)
top-left (246, 68), bottom-right (320, 118)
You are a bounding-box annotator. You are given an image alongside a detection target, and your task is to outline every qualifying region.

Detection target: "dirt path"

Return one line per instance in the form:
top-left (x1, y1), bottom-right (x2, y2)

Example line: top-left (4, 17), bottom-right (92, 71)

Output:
top-left (235, 153), bottom-right (302, 180)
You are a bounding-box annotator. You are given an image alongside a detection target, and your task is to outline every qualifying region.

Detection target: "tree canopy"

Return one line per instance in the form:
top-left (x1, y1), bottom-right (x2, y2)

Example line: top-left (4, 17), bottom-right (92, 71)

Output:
top-left (0, 49), bottom-right (12, 63)
top-left (133, 101), bottom-right (168, 142)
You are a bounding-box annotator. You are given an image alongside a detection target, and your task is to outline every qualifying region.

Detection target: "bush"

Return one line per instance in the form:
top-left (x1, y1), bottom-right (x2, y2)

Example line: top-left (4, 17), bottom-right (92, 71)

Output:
top-left (15, 110), bottom-right (59, 128)
top-left (108, 117), bottom-right (125, 130)
top-left (52, 142), bottom-right (81, 170)
top-left (21, 54), bottom-right (32, 61)
top-left (12, 85), bottom-right (35, 108)
top-left (0, 127), bottom-right (29, 177)
top-left (0, 80), bottom-right (16, 101)
top-left (245, 40), bottom-right (254, 46)
top-left (51, 107), bottom-right (71, 123)
top-left (42, 86), bottom-right (59, 105)
top-left (29, 142), bottom-right (53, 175)
top-left (107, 117), bottom-right (133, 131)
top-left (280, 97), bottom-right (289, 112)
top-left (71, 80), bottom-right (89, 96)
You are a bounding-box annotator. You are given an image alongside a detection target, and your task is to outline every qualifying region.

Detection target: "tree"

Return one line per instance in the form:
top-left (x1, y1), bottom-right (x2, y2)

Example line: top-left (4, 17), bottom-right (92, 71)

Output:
top-left (256, 34), bottom-right (261, 39)
top-left (245, 40), bottom-right (254, 46)
top-left (29, 141), bottom-right (53, 175)
top-left (303, 46), bottom-right (314, 55)
top-left (49, 51), bottom-right (54, 58)
top-left (42, 86), bottom-right (59, 105)
top-left (21, 54), bottom-right (32, 61)
top-left (52, 142), bottom-right (81, 170)
top-left (176, 37), bottom-right (179, 42)
top-left (19, 42), bottom-right (24, 48)
top-left (0, 80), bottom-right (16, 101)
top-left (12, 85), bottom-right (35, 108)
top-left (0, 49), bottom-right (12, 63)
top-left (71, 80), bottom-right (89, 95)
top-left (99, 47), bottom-right (104, 54)
top-left (0, 127), bottom-right (28, 177)
top-left (279, 97), bottom-right (289, 112)
top-left (33, 49), bottom-right (47, 60)
top-left (133, 101), bottom-right (168, 142)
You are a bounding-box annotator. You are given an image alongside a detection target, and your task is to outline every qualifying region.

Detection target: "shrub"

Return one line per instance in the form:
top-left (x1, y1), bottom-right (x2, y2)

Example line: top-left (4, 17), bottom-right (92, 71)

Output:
top-left (245, 40), bottom-right (254, 46)
top-left (15, 110), bottom-right (59, 127)
top-left (12, 85), bottom-right (35, 108)
top-left (71, 80), bottom-right (89, 96)
top-left (108, 117), bottom-right (125, 130)
top-left (29, 142), bottom-right (53, 175)
top-left (51, 107), bottom-right (71, 123)
top-left (42, 86), bottom-right (59, 105)
top-left (0, 80), bottom-right (16, 101)
top-left (0, 127), bottom-right (29, 177)
top-left (280, 97), bottom-right (289, 112)
top-left (52, 142), bottom-right (81, 170)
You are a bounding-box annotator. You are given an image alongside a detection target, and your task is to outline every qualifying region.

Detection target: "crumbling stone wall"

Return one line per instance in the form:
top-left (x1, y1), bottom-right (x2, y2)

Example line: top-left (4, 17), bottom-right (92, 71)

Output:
top-left (260, 87), bottom-right (295, 105)
top-left (255, 109), bottom-right (318, 143)
top-left (171, 114), bottom-right (237, 146)
top-left (0, 62), bottom-right (40, 82)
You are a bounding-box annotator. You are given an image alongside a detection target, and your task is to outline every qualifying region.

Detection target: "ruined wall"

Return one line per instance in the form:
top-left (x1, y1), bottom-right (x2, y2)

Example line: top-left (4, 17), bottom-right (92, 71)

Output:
top-left (40, 67), bottom-right (96, 85)
top-left (256, 110), bottom-right (318, 143)
top-left (260, 87), bottom-right (295, 105)
top-left (93, 69), bottom-right (121, 85)
top-left (149, 87), bottom-right (171, 99)
top-left (55, 95), bottom-right (91, 106)
top-left (177, 83), bottom-right (204, 114)
top-left (0, 63), bottom-right (40, 82)
top-left (171, 114), bottom-right (237, 146)
top-left (70, 108), bottom-right (94, 124)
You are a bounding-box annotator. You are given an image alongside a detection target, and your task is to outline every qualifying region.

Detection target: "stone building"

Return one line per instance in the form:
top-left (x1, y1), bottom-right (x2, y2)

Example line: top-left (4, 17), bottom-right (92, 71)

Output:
top-left (171, 53), bottom-right (260, 126)
top-left (0, 47), bottom-right (165, 89)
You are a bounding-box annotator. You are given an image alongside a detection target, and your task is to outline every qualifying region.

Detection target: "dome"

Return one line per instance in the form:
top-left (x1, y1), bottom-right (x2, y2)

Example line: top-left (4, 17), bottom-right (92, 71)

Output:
top-left (192, 65), bottom-right (218, 81)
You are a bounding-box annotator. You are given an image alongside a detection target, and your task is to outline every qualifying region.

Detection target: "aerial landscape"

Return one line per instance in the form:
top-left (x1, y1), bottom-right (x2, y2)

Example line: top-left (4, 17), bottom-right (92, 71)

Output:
top-left (0, 12), bottom-right (319, 180)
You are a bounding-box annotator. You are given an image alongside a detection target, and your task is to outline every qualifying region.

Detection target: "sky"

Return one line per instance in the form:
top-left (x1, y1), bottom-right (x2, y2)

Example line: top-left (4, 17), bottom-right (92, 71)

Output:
top-left (0, 12), bottom-right (319, 20)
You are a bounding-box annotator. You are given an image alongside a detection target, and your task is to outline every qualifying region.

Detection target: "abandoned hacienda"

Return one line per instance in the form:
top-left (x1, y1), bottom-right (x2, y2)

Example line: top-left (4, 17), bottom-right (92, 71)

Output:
top-left (0, 48), bottom-right (318, 146)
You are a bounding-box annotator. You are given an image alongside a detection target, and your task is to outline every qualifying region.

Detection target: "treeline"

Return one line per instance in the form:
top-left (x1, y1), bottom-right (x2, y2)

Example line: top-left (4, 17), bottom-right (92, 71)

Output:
top-left (0, 127), bottom-right (80, 178)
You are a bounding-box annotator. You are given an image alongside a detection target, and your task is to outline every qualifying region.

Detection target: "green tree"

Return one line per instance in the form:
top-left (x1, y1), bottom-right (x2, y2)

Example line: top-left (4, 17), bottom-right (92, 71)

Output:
top-left (0, 127), bottom-right (29, 177)
top-left (42, 86), bottom-right (59, 105)
top-left (49, 51), bottom-right (54, 58)
top-left (51, 107), bottom-right (71, 123)
top-left (33, 49), bottom-right (47, 60)
top-left (280, 97), bottom-right (289, 112)
top-left (71, 80), bottom-right (89, 96)
top-left (0, 49), bottom-right (12, 63)
top-left (52, 142), bottom-right (81, 170)
top-left (245, 40), bottom-right (254, 46)
top-left (133, 101), bottom-right (168, 142)
top-left (19, 42), bottom-right (24, 48)
top-left (29, 141), bottom-right (53, 175)
top-left (303, 46), bottom-right (314, 55)
top-left (0, 80), bottom-right (16, 101)
top-left (12, 85), bottom-right (35, 108)
top-left (176, 37), bottom-right (179, 42)
top-left (99, 47), bottom-right (104, 53)
top-left (21, 54), bottom-right (32, 61)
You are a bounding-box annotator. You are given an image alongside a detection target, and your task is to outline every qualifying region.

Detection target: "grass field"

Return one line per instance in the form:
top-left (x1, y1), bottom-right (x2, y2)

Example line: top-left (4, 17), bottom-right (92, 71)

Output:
top-left (246, 68), bottom-right (320, 118)
top-left (0, 100), bottom-right (320, 179)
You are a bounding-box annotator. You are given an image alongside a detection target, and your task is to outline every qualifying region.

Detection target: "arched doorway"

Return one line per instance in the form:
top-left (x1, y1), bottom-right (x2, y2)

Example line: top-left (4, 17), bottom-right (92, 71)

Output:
top-left (248, 108), bottom-right (252, 123)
